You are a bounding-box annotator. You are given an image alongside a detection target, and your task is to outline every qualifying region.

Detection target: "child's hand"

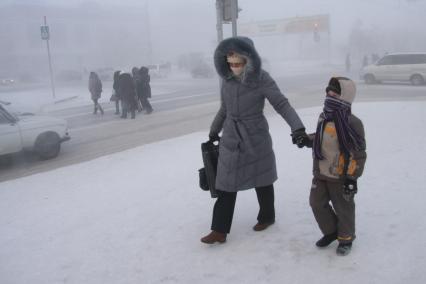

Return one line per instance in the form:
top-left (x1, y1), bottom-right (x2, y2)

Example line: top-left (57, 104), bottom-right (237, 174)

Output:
top-left (291, 128), bottom-right (311, 148)
top-left (342, 178), bottom-right (357, 201)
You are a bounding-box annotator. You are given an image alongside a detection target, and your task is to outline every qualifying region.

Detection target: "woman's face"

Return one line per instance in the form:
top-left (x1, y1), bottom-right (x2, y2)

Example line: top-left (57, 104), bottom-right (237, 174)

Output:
top-left (227, 54), bottom-right (246, 76)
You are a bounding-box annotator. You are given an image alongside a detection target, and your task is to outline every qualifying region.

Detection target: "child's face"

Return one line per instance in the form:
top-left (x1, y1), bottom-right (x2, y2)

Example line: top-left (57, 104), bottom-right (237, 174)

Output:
top-left (327, 90), bottom-right (340, 98)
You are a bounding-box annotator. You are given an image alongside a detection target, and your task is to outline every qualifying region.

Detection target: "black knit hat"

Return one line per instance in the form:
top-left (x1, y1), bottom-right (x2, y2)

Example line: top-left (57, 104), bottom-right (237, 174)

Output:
top-left (325, 77), bottom-right (341, 95)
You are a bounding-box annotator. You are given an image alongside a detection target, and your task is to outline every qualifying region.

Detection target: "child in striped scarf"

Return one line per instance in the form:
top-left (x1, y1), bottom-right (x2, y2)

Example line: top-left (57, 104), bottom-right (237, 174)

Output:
top-left (299, 77), bottom-right (367, 256)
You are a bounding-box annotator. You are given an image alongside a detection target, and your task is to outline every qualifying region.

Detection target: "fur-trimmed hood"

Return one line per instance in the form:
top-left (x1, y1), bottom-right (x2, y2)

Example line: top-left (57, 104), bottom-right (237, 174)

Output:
top-left (214, 36), bottom-right (262, 85)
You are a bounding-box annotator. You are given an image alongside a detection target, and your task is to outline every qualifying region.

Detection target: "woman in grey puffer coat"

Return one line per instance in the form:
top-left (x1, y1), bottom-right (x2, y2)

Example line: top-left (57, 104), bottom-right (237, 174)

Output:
top-left (201, 36), bottom-right (308, 244)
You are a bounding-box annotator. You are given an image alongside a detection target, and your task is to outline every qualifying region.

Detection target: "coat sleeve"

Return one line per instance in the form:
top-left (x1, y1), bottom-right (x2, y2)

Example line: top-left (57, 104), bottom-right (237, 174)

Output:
top-left (260, 72), bottom-right (305, 132)
top-left (347, 116), bottom-right (367, 179)
top-left (209, 87), bottom-right (226, 136)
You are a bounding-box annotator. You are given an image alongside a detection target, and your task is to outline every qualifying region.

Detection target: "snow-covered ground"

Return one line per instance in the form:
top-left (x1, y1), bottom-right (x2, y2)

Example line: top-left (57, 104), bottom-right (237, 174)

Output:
top-left (1, 101), bottom-right (425, 284)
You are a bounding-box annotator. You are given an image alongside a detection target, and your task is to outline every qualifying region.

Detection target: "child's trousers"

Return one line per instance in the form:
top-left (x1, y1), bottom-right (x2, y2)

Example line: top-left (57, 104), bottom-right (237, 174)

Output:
top-left (309, 177), bottom-right (355, 244)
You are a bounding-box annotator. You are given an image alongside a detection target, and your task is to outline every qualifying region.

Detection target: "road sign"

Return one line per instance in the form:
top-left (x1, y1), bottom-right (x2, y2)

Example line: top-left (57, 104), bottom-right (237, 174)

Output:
top-left (40, 25), bottom-right (50, 40)
top-left (239, 14), bottom-right (329, 37)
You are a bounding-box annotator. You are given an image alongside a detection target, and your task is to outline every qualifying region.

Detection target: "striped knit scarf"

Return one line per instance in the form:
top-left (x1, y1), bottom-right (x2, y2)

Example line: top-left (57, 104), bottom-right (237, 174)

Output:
top-left (313, 96), bottom-right (365, 160)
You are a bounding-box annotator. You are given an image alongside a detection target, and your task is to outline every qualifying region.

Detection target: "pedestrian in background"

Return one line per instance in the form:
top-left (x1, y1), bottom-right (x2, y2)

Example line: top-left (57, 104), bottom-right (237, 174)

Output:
top-left (112, 70), bottom-right (121, 115)
top-left (371, 53), bottom-right (380, 63)
top-left (88, 71), bottom-right (104, 115)
top-left (201, 36), bottom-right (308, 244)
top-left (118, 73), bottom-right (137, 119)
top-left (132, 66), bottom-right (143, 112)
top-left (345, 53), bottom-right (351, 73)
top-left (137, 66), bottom-right (153, 114)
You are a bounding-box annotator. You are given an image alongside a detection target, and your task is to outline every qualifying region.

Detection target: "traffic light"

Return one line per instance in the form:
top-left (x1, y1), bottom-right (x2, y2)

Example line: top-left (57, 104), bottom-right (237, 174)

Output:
top-left (222, 0), bottom-right (238, 22)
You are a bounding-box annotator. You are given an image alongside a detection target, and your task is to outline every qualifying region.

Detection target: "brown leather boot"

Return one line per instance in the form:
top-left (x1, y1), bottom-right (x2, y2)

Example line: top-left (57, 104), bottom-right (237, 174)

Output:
top-left (200, 231), bottom-right (226, 244)
top-left (253, 221), bottom-right (275, 231)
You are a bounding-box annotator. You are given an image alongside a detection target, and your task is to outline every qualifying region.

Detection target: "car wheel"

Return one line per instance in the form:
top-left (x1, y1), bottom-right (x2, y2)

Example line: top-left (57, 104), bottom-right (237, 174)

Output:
top-left (34, 131), bottom-right (61, 160)
top-left (410, 74), bottom-right (424, 86)
top-left (364, 74), bottom-right (376, 84)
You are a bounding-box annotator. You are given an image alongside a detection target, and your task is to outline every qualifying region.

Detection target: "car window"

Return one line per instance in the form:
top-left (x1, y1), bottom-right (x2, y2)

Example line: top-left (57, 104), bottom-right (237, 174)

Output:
top-left (395, 54), bottom-right (424, 65)
top-left (0, 113), bottom-right (8, 124)
top-left (393, 55), bottom-right (410, 65)
top-left (377, 55), bottom-right (396, 65)
top-left (407, 54), bottom-right (426, 64)
top-left (0, 107), bottom-right (14, 124)
top-left (378, 54), bottom-right (426, 65)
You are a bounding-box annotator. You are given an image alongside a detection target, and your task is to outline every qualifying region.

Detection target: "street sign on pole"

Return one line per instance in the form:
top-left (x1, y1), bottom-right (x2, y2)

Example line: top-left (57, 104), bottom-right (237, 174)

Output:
top-left (42, 16), bottom-right (56, 99)
top-left (40, 25), bottom-right (50, 40)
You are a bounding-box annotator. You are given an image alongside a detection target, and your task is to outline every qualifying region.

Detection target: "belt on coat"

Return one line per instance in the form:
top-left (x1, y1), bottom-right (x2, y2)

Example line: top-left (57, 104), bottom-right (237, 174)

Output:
top-left (227, 114), bottom-right (263, 155)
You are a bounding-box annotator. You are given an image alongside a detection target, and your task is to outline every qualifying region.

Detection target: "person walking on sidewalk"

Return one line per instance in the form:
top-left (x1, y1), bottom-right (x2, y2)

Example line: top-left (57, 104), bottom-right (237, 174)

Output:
top-left (201, 36), bottom-right (308, 244)
top-left (297, 77), bottom-right (367, 256)
top-left (88, 71), bottom-right (104, 115)
top-left (112, 70), bottom-right (122, 115)
top-left (345, 53), bottom-right (351, 73)
top-left (136, 66), bottom-right (153, 114)
top-left (118, 73), bottom-right (137, 119)
top-left (132, 66), bottom-right (143, 112)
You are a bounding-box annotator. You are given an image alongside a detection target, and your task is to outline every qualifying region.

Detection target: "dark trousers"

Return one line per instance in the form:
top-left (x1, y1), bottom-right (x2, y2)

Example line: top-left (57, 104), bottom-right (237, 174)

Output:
top-left (211, 184), bottom-right (275, 234)
top-left (115, 99), bottom-right (120, 114)
top-left (92, 98), bottom-right (104, 114)
top-left (140, 96), bottom-right (153, 113)
top-left (121, 101), bottom-right (136, 119)
top-left (309, 177), bottom-right (355, 243)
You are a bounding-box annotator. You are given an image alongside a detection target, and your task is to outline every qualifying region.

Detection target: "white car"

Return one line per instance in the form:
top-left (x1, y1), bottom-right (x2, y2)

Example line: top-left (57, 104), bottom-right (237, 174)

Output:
top-left (0, 103), bottom-right (70, 160)
top-left (361, 52), bottom-right (426, 85)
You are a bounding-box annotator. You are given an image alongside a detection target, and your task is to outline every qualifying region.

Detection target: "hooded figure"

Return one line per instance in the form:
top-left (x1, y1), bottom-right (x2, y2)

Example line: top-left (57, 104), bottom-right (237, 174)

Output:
top-left (88, 72), bottom-right (103, 115)
top-left (118, 72), bottom-right (137, 119)
top-left (88, 71), bottom-right (102, 100)
top-left (201, 37), bottom-right (307, 244)
top-left (136, 66), bottom-right (153, 114)
top-left (112, 70), bottom-right (121, 115)
top-left (305, 77), bottom-right (367, 256)
top-left (211, 36), bottom-right (305, 192)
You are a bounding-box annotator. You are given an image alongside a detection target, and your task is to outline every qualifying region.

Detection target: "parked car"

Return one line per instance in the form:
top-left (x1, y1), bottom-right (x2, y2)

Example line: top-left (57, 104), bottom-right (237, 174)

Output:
top-left (0, 78), bottom-right (16, 86)
top-left (0, 103), bottom-right (70, 160)
top-left (360, 52), bottom-right (426, 85)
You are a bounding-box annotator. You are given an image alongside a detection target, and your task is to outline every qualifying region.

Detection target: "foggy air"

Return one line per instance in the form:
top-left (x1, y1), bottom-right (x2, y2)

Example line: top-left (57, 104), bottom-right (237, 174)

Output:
top-left (1, 1), bottom-right (426, 283)
top-left (1, 0), bottom-right (426, 81)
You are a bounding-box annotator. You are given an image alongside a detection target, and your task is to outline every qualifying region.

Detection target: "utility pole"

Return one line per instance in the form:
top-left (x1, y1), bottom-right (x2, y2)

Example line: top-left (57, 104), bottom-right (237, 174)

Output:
top-left (41, 16), bottom-right (56, 99)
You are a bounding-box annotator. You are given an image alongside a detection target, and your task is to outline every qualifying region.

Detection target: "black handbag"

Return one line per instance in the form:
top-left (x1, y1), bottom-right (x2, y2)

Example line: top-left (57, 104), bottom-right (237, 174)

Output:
top-left (199, 140), bottom-right (219, 198)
